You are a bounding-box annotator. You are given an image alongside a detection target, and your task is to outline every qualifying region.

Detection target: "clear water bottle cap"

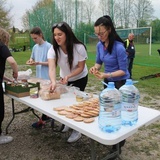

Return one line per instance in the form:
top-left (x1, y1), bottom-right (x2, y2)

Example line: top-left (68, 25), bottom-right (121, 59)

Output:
top-left (125, 79), bottom-right (133, 85)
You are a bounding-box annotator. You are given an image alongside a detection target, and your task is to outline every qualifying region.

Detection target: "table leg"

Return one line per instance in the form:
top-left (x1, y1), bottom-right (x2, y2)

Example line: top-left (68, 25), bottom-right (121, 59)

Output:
top-left (5, 98), bottom-right (40, 134)
top-left (5, 98), bottom-right (15, 134)
top-left (51, 119), bottom-right (65, 132)
top-left (31, 109), bottom-right (40, 119)
top-left (90, 139), bottom-right (122, 160)
top-left (90, 139), bottom-right (96, 160)
top-left (101, 143), bottom-right (121, 160)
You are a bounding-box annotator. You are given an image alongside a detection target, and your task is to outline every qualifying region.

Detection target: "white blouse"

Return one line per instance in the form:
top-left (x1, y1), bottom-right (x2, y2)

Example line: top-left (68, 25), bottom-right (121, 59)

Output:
top-left (47, 44), bottom-right (88, 81)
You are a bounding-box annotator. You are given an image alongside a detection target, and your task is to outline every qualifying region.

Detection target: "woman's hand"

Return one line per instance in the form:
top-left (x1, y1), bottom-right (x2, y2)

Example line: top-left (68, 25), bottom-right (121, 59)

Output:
top-left (60, 76), bottom-right (69, 85)
top-left (35, 62), bottom-right (40, 65)
top-left (26, 59), bottom-right (36, 65)
top-left (50, 81), bottom-right (56, 92)
top-left (94, 71), bottom-right (106, 79)
top-left (12, 72), bottom-right (18, 80)
top-left (89, 66), bottom-right (98, 74)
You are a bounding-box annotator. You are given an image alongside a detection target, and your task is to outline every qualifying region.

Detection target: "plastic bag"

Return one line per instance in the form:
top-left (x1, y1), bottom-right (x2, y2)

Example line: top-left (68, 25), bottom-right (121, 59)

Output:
top-left (54, 83), bottom-right (69, 94)
top-left (18, 69), bottom-right (32, 80)
top-left (39, 88), bottom-right (60, 100)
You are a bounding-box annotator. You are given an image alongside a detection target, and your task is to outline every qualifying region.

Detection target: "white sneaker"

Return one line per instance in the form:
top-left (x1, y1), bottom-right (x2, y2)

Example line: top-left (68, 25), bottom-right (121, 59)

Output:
top-left (0, 135), bottom-right (13, 144)
top-left (61, 125), bottom-right (70, 133)
top-left (67, 130), bottom-right (81, 143)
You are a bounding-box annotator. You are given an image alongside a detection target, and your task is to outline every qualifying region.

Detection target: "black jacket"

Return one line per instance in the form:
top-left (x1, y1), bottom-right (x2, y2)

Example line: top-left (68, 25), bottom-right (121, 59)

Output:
top-left (124, 39), bottom-right (135, 58)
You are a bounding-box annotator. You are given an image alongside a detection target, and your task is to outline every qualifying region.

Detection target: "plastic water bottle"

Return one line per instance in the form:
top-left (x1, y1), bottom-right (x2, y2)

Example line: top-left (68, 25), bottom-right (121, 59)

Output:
top-left (98, 82), bottom-right (121, 133)
top-left (119, 79), bottom-right (140, 126)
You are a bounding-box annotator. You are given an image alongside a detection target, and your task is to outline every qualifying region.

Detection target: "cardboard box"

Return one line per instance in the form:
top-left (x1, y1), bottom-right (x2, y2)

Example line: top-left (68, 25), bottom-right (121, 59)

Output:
top-left (5, 82), bottom-right (40, 98)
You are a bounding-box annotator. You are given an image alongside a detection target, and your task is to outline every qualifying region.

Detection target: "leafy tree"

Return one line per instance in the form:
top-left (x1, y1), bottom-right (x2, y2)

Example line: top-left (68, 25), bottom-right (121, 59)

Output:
top-left (138, 19), bottom-right (148, 27)
top-left (0, 0), bottom-right (11, 29)
top-left (24, 0), bottom-right (60, 46)
top-left (76, 22), bottom-right (94, 42)
top-left (10, 26), bottom-right (16, 44)
top-left (12, 26), bottom-right (16, 33)
top-left (150, 19), bottom-right (160, 42)
top-left (22, 0), bottom-right (63, 44)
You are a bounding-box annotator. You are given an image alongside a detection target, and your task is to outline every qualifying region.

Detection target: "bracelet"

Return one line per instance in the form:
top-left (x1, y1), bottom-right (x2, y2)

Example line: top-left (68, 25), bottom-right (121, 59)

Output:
top-left (109, 72), bottom-right (112, 78)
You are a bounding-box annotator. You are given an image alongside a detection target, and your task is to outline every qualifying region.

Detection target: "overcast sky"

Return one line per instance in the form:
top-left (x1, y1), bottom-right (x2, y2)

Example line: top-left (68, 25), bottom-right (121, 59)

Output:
top-left (6, 0), bottom-right (39, 29)
top-left (6, 0), bottom-right (160, 30)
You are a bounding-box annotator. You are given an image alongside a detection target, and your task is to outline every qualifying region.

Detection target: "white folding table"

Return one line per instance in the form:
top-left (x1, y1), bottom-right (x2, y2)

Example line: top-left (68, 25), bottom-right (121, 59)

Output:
top-left (5, 93), bottom-right (160, 160)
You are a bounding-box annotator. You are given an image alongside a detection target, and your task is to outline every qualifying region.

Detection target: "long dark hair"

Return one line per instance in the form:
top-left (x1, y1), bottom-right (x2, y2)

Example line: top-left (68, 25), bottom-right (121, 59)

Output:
top-left (52, 22), bottom-right (86, 70)
top-left (94, 15), bottom-right (124, 53)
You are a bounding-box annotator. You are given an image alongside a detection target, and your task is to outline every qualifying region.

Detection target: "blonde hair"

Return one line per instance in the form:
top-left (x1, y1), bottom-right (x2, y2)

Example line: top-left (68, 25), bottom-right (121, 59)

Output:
top-left (0, 27), bottom-right (10, 46)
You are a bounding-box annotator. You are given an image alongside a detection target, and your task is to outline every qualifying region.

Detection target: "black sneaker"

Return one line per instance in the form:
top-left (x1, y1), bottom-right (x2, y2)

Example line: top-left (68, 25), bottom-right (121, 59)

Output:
top-left (32, 119), bottom-right (46, 129)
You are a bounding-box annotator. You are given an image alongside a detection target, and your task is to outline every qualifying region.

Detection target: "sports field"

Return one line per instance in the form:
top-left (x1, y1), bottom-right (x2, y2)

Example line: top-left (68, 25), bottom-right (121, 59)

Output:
top-left (9, 43), bottom-right (160, 97)
top-left (87, 43), bottom-right (159, 67)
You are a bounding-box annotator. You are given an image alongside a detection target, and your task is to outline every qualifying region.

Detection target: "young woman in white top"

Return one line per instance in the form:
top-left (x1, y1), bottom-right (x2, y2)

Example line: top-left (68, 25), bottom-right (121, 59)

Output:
top-left (47, 22), bottom-right (88, 143)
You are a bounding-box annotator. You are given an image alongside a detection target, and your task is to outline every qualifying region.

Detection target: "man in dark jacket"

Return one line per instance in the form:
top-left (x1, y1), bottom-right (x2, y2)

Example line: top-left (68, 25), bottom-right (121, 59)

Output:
top-left (124, 33), bottom-right (135, 79)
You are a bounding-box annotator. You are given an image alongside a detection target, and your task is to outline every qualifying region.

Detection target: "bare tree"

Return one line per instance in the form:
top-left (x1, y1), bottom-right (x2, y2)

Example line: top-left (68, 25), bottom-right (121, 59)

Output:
top-left (83, 0), bottom-right (96, 24)
top-left (56, 0), bottom-right (75, 27)
top-left (21, 0), bottom-right (154, 33)
top-left (98, 0), bottom-right (110, 15)
top-left (98, 0), bottom-right (154, 28)
top-left (132, 0), bottom-right (154, 27)
top-left (22, 10), bottom-right (30, 30)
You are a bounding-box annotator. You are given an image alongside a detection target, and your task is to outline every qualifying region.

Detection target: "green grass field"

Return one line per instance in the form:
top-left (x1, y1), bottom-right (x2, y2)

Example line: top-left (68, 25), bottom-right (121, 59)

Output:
top-left (10, 43), bottom-right (160, 97)
top-left (87, 43), bottom-right (160, 67)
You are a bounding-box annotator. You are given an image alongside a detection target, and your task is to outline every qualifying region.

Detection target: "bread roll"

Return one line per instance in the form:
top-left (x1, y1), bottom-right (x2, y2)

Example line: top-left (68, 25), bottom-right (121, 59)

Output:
top-left (40, 91), bottom-right (60, 100)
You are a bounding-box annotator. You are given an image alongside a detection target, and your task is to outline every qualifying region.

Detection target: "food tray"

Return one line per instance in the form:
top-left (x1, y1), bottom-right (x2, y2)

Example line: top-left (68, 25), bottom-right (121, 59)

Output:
top-left (5, 82), bottom-right (40, 98)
